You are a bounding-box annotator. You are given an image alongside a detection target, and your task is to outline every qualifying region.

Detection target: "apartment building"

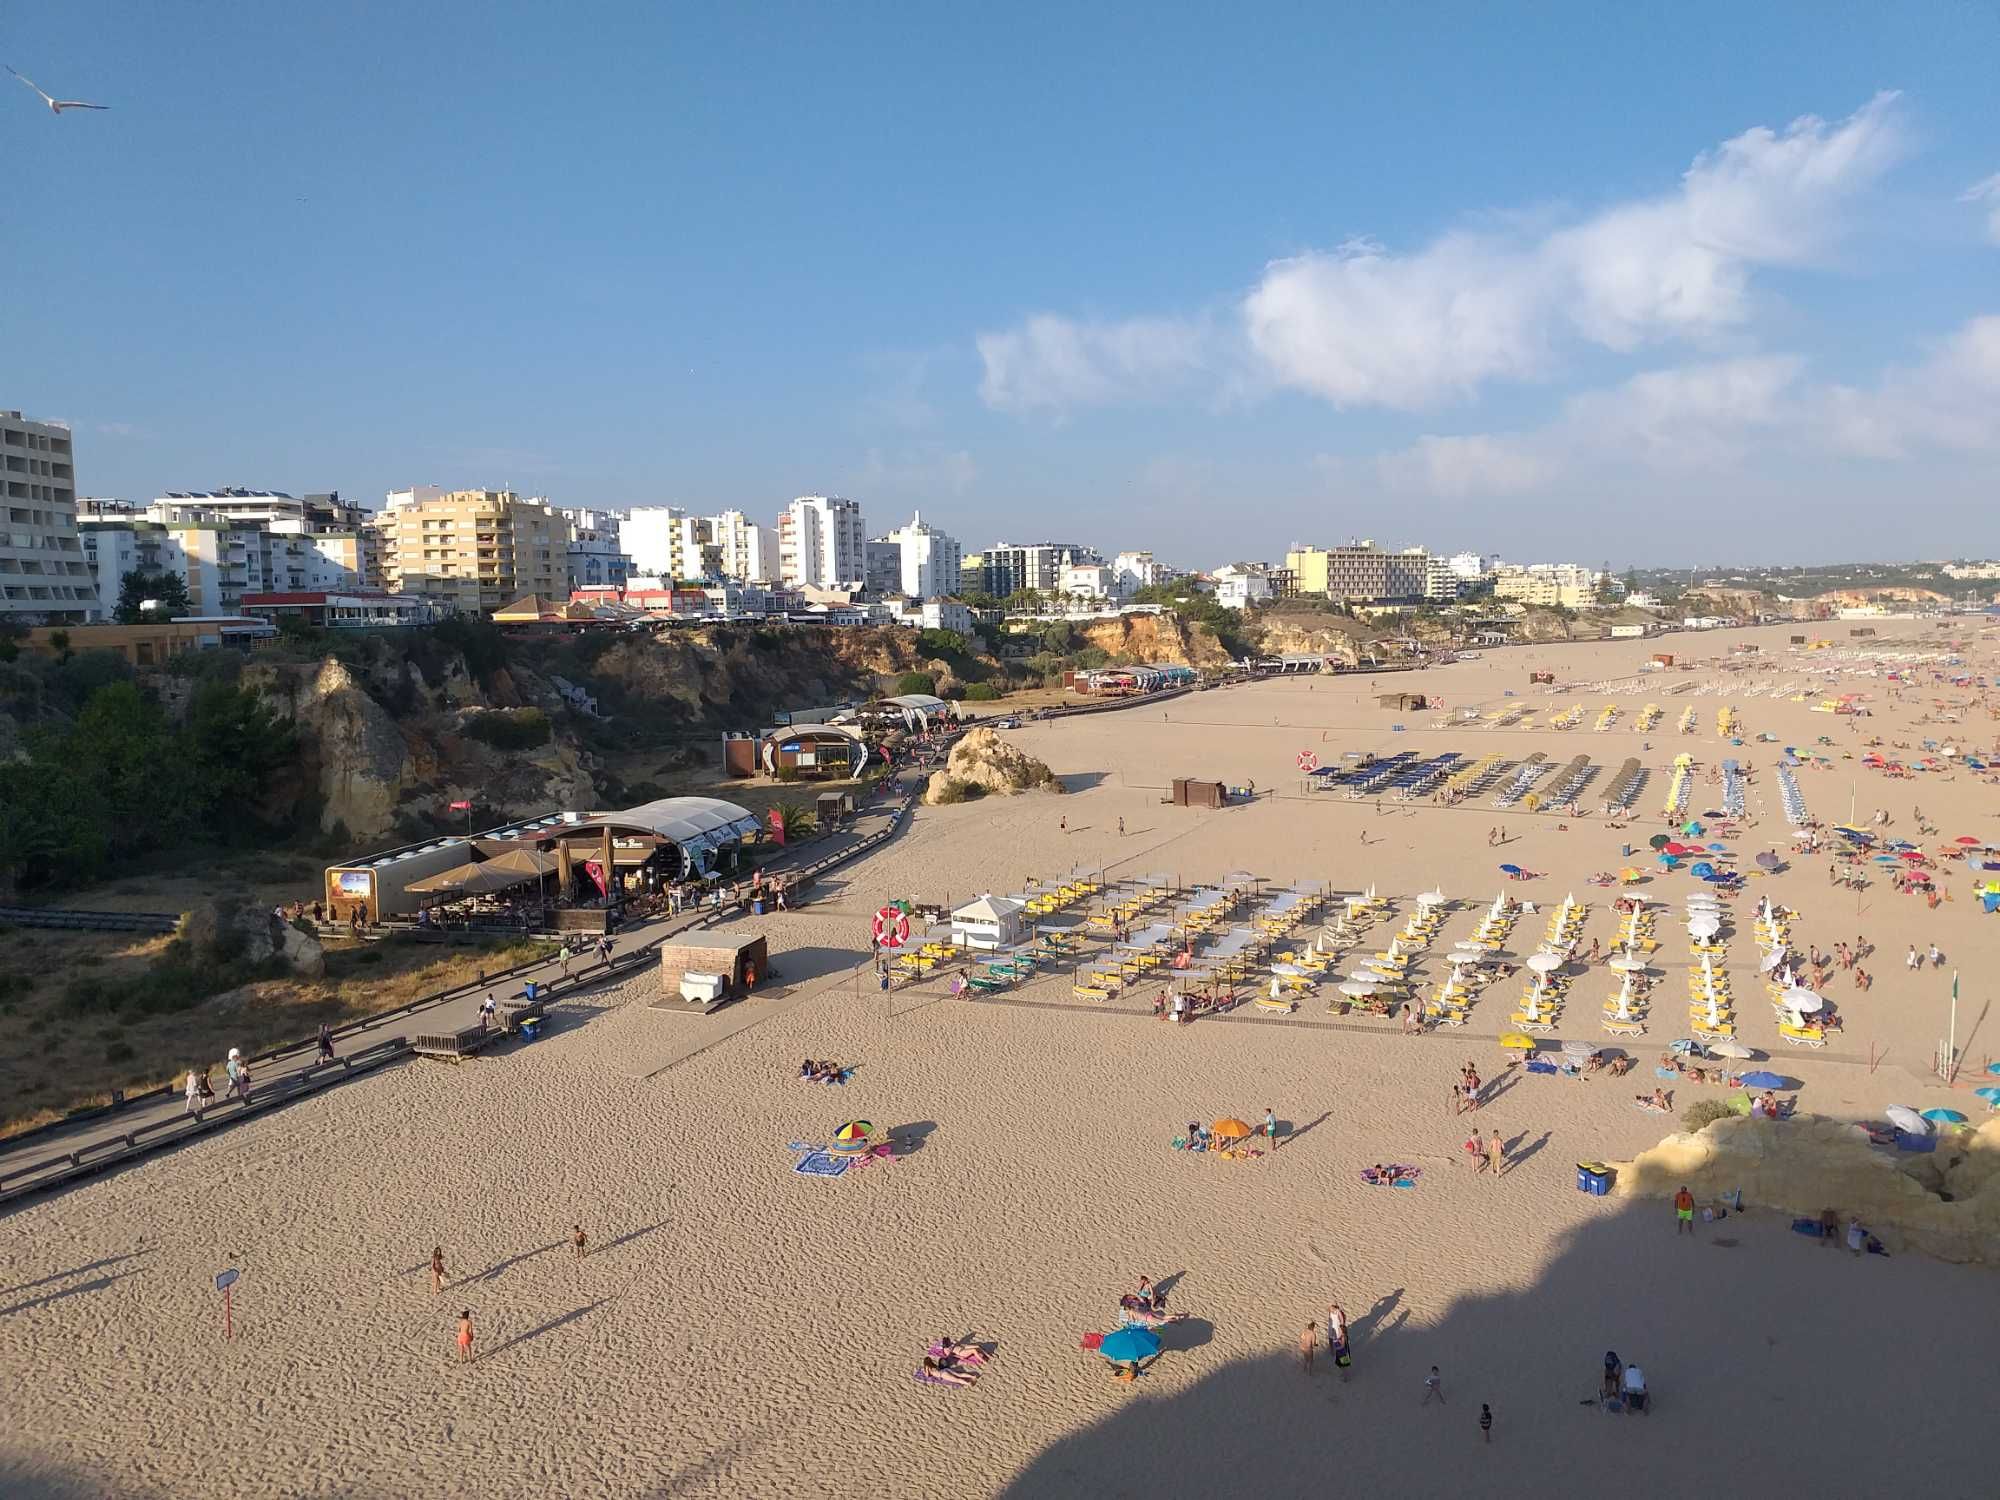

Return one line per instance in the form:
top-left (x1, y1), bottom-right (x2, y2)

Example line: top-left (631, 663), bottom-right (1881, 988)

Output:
top-left (974, 541), bottom-right (1096, 599)
top-left (863, 539), bottom-right (902, 598)
top-left (559, 507), bottom-right (632, 590)
top-left (375, 489), bottom-right (570, 614)
top-left (778, 495), bottom-right (865, 588)
top-left (708, 509), bottom-right (774, 583)
top-left (1283, 542), bottom-right (1435, 602)
top-left (878, 511), bottom-right (962, 599)
top-left (1492, 563), bottom-right (1608, 608)
top-left (0, 412), bottom-right (93, 624)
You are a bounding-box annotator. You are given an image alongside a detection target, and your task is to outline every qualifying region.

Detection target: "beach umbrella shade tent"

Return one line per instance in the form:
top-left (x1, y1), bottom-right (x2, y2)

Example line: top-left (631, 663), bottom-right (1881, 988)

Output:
top-left (1885, 1105), bottom-right (1930, 1135)
top-left (1649, 834), bottom-right (1672, 850)
top-left (1783, 990), bottom-right (1824, 1014)
top-left (1499, 864), bottom-right (1523, 876)
top-left (827, 1121), bottom-right (875, 1156)
top-left (1099, 1325), bottom-right (1162, 1367)
top-left (1739, 1071), bottom-right (1791, 1091)
top-left (1760, 949), bottom-right (1788, 972)
top-left (1562, 1039), bottom-right (1599, 1060)
top-left (1707, 1040), bottom-right (1755, 1060)
top-left (1608, 955), bottom-right (1648, 973)
top-left (1498, 1032), bottom-right (1536, 1052)
top-left (1211, 1118), bottom-right (1254, 1140)
top-left (1339, 980), bottom-right (1379, 998)
top-left (1417, 889), bottom-right (1446, 908)
top-left (1973, 1086), bottom-right (2000, 1106)
top-left (1921, 1108), bottom-right (1969, 1126)
top-left (1756, 852), bottom-right (1781, 871)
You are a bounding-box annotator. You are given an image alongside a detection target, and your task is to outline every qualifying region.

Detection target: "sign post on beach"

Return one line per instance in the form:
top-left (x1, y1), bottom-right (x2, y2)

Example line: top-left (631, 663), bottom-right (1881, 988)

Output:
top-left (216, 1267), bottom-right (240, 1341)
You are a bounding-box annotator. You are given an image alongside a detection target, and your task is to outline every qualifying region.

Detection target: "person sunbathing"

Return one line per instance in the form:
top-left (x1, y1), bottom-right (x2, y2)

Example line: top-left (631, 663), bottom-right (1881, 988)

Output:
top-left (920, 1355), bottom-right (977, 1385)
top-left (1636, 1088), bottom-right (1671, 1111)
top-left (933, 1337), bottom-right (985, 1363)
top-left (1608, 1055), bottom-right (1633, 1077)
top-left (800, 1058), bottom-right (815, 1080)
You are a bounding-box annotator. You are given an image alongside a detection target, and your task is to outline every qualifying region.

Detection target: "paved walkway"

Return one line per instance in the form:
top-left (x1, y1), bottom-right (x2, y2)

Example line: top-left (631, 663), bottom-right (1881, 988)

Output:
top-left (0, 770), bottom-right (922, 1207)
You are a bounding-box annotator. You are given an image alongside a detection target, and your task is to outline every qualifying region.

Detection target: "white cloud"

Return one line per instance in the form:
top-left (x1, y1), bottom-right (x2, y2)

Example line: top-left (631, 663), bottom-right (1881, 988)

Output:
top-left (1372, 315), bottom-right (2000, 498)
top-left (1961, 173), bottom-right (2000, 247)
top-left (975, 312), bottom-right (1210, 413)
top-left (981, 93), bottom-right (1907, 414)
top-left (1376, 434), bottom-right (1553, 497)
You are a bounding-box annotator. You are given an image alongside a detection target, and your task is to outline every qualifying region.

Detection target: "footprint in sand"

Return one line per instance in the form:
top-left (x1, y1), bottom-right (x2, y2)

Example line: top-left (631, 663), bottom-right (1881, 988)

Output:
top-left (1303, 1240), bottom-right (1330, 1267)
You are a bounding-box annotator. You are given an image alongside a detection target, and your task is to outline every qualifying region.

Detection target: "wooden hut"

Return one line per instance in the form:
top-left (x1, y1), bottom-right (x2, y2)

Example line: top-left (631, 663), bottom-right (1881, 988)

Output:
top-left (657, 931), bottom-right (769, 1008)
top-left (1169, 777), bottom-right (1226, 808)
top-left (1376, 691), bottom-right (1428, 711)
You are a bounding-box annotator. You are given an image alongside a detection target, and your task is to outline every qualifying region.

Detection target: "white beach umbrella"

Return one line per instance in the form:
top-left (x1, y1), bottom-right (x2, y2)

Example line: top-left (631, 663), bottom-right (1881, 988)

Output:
top-left (1339, 980), bottom-right (1377, 998)
top-left (1562, 1038), bottom-right (1598, 1059)
top-left (1417, 888), bottom-right (1445, 908)
top-left (1785, 989), bottom-right (1824, 1014)
top-left (1608, 954), bottom-right (1647, 973)
top-left (1759, 948), bottom-right (1788, 972)
top-left (1527, 952), bottom-right (1561, 974)
top-left (1885, 1105), bottom-right (1929, 1135)
top-left (1707, 1040), bottom-right (1754, 1060)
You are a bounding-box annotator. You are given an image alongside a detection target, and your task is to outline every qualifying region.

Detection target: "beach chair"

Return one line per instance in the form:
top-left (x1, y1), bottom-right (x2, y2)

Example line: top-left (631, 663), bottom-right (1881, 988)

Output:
top-left (1778, 1023), bottom-right (1827, 1048)
top-left (1602, 1018), bottom-right (1647, 1037)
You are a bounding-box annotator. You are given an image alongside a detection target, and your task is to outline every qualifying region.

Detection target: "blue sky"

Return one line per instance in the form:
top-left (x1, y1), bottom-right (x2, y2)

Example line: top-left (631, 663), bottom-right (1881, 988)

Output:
top-left (8, 2), bottom-right (1998, 567)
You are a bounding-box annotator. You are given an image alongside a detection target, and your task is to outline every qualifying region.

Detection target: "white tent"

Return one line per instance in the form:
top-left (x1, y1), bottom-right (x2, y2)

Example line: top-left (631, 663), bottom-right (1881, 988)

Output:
top-left (950, 892), bottom-right (1026, 951)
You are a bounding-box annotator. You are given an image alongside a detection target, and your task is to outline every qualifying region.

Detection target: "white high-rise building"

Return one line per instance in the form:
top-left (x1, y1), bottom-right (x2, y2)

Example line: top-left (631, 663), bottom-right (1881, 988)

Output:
top-left (778, 495), bottom-right (865, 588)
top-left (708, 509), bottom-right (774, 583)
top-left (1448, 551), bottom-right (1490, 581)
top-left (1112, 550), bottom-right (1170, 596)
top-left (0, 412), bottom-right (92, 624)
top-left (622, 507), bottom-right (685, 579)
top-left (881, 511), bottom-right (962, 599)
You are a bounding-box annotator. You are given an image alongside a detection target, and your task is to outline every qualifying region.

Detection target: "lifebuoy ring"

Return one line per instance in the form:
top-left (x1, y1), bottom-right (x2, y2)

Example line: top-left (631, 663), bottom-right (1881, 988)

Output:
top-left (1296, 749), bottom-right (1319, 772)
top-left (872, 906), bottom-right (911, 949)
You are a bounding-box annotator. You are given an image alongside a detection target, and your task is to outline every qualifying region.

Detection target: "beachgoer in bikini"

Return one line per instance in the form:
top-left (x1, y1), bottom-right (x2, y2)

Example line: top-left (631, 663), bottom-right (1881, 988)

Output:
top-left (431, 1247), bottom-right (446, 1294)
top-left (457, 1310), bottom-right (474, 1362)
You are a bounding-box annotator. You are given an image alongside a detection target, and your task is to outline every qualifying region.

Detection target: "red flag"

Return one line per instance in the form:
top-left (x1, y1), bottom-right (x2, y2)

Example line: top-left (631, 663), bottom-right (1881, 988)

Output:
top-left (448, 800), bottom-right (472, 811)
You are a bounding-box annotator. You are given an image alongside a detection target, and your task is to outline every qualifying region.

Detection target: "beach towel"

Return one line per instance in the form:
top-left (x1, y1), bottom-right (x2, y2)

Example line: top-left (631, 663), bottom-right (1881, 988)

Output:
top-left (1526, 1059), bottom-right (1559, 1075)
top-left (793, 1151), bottom-right (850, 1177)
top-left (1634, 1100), bottom-right (1671, 1114)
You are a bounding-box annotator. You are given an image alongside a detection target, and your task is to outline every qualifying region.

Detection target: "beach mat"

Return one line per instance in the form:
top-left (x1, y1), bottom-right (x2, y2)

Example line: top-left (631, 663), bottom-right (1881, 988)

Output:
top-left (793, 1151), bottom-right (850, 1177)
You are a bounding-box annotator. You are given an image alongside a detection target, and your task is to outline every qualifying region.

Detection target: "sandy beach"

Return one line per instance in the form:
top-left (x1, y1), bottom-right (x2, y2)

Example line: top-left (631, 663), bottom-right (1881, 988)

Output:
top-left (5, 620), bottom-right (1999, 1499)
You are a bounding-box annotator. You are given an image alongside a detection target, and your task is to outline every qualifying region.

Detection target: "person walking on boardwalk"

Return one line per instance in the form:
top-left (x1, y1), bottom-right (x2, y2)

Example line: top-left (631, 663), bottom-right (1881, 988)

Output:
top-left (184, 1068), bottom-right (205, 1121)
top-left (316, 1024), bottom-right (336, 1064)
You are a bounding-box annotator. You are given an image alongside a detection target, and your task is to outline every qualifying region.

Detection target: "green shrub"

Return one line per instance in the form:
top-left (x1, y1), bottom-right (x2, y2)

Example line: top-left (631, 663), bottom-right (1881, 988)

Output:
top-left (1681, 1098), bottom-right (1735, 1133)
top-left (963, 683), bottom-right (1000, 701)
top-left (463, 708), bottom-right (552, 750)
top-left (927, 777), bottom-right (984, 804)
top-left (896, 671), bottom-right (937, 697)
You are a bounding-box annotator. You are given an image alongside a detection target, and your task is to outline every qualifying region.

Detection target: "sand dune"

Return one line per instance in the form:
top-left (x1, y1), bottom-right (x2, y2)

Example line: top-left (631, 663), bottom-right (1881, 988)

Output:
top-left (4, 620), bottom-right (1998, 1499)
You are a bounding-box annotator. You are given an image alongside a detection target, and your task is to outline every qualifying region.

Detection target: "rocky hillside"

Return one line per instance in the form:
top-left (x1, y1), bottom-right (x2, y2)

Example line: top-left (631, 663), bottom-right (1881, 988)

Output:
top-left (231, 623), bottom-right (976, 844)
top-left (1076, 612), bottom-right (1233, 667)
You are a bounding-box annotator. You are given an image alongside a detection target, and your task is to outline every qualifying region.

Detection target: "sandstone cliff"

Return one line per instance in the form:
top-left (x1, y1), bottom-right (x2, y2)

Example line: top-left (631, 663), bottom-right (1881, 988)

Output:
top-left (1076, 613), bottom-right (1231, 667)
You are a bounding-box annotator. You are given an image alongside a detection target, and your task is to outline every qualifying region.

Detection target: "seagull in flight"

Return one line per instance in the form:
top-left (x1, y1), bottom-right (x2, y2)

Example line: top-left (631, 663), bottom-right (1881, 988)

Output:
top-left (7, 65), bottom-right (109, 114)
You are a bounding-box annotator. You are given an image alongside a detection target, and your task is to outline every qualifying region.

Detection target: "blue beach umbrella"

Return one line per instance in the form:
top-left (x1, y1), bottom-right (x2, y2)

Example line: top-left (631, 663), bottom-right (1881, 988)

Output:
top-left (1099, 1326), bottom-right (1162, 1364)
top-left (1974, 1086), bottom-right (2000, 1105)
top-left (1921, 1108), bottom-right (1968, 1125)
top-left (1739, 1070), bottom-right (1789, 1090)
top-left (1499, 863), bottom-right (1522, 876)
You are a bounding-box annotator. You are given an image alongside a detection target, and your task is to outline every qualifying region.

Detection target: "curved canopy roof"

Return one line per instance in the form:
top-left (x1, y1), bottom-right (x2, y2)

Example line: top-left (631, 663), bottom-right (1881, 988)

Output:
top-left (878, 693), bottom-right (948, 710)
top-left (561, 796), bottom-right (761, 856)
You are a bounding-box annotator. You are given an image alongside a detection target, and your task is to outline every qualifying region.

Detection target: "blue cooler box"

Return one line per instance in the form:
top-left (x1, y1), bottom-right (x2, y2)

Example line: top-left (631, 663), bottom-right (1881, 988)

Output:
top-left (1575, 1162), bottom-right (1612, 1195)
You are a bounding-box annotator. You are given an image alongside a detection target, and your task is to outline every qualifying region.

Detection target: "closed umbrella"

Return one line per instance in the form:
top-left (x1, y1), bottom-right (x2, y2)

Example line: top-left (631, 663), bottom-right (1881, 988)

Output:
top-left (1611, 974), bottom-right (1637, 1021)
top-left (1099, 1325), bottom-right (1162, 1365)
top-left (1885, 1105), bottom-right (1929, 1135)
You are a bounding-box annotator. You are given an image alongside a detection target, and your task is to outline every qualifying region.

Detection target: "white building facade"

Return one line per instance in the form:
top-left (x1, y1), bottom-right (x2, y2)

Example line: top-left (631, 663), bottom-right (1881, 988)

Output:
top-left (0, 412), bottom-right (92, 624)
top-left (559, 507), bottom-right (631, 591)
top-left (779, 495), bottom-right (865, 588)
top-left (708, 509), bottom-right (775, 583)
top-left (881, 511), bottom-right (962, 599)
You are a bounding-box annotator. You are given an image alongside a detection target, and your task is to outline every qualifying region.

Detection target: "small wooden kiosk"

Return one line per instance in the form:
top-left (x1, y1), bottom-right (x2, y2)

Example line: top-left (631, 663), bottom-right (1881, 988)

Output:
top-left (656, 930), bottom-right (770, 1011)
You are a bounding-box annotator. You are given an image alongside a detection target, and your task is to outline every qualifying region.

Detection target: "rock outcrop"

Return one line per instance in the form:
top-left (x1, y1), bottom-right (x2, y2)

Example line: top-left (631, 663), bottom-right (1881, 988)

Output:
top-left (1608, 1114), bottom-right (2000, 1264)
top-left (1077, 613), bottom-right (1230, 668)
top-left (924, 727), bottom-right (1063, 804)
top-left (181, 900), bottom-right (327, 979)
